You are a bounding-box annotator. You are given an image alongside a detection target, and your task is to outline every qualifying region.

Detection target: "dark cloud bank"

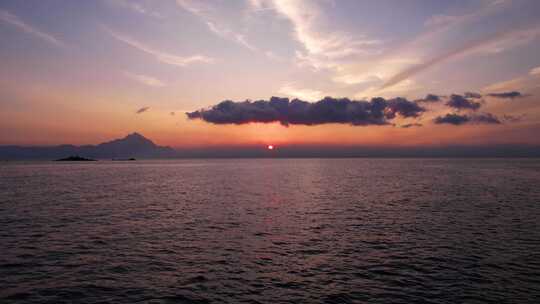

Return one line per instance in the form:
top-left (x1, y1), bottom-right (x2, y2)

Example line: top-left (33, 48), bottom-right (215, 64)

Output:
top-left (487, 91), bottom-right (525, 99)
top-left (464, 92), bottom-right (482, 99)
top-left (416, 94), bottom-right (441, 103)
top-left (445, 94), bottom-right (482, 111)
top-left (434, 113), bottom-right (501, 125)
top-left (187, 91), bottom-right (526, 127)
top-left (187, 96), bottom-right (424, 126)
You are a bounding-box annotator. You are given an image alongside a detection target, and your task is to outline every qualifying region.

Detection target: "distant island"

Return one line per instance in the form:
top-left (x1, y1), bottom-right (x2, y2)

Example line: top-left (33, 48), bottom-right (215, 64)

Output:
top-left (56, 156), bottom-right (96, 161)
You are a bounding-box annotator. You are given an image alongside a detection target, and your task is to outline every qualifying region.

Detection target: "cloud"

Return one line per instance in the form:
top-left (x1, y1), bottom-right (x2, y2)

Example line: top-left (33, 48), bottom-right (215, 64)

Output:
top-left (483, 71), bottom-right (540, 92)
top-left (385, 97), bottom-right (425, 118)
top-left (250, 0), bottom-right (381, 70)
top-left (502, 114), bottom-right (526, 122)
top-left (434, 114), bottom-right (469, 125)
top-left (0, 9), bottom-right (64, 47)
top-left (446, 94), bottom-right (482, 111)
top-left (434, 113), bottom-right (501, 125)
top-left (487, 91), bottom-right (525, 99)
top-left (473, 113), bottom-right (502, 124)
top-left (401, 123), bottom-right (423, 128)
top-left (278, 84), bottom-right (324, 101)
top-left (177, 0), bottom-right (258, 51)
top-left (464, 92), bottom-right (482, 99)
top-left (136, 106), bottom-right (150, 114)
top-left (336, 1), bottom-right (508, 90)
top-left (416, 94), bottom-right (442, 103)
top-left (186, 96), bottom-right (425, 126)
top-left (105, 0), bottom-right (164, 19)
top-left (125, 72), bottom-right (165, 87)
top-left (530, 66), bottom-right (540, 76)
top-left (106, 27), bottom-right (214, 67)
top-left (480, 27), bottom-right (540, 54)
top-left (356, 79), bottom-right (422, 99)
top-left (381, 27), bottom-right (540, 90)
top-left (424, 14), bottom-right (468, 28)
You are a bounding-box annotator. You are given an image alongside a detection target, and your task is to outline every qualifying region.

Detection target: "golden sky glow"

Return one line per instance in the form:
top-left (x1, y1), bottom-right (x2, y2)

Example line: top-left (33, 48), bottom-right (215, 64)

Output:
top-left (1, 0), bottom-right (540, 148)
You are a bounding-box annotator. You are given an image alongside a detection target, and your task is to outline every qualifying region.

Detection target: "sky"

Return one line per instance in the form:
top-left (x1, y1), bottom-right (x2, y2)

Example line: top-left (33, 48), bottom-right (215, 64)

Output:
top-left (1, 0), bottom-right (540, 149)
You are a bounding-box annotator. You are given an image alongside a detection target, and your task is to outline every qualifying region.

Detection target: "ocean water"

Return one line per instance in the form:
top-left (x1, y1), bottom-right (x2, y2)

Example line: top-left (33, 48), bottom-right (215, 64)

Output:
top-left (1, 158), bottom-right (540, 303)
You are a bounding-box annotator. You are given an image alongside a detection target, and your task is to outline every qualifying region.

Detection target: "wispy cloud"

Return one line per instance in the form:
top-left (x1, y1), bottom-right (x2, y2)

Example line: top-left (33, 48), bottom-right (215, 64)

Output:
top-left (0, 9), bottom-right (64, 47)
top-left (249, 0), bottom-right (381, 70)
top-left (242, 0), bottom-right (512, 99)
top-left (125, 72), bottom-right (165, 87)
top-left (483, 67), bottom-right (540, 92)
top-left (105, 26), bottom-right (214, 67)
top-left (530, 66), bottom-right (540, 76)
top-left (136, 106), bottom-right (150, 114)
top-left (176, 0), bottom-right (258, 51)
top-left (278, 83), bottom-right (324, 101)
top-left (356, 79), bottom-right (422, 99)
top-left (480, 27), bottom-right (540, 54)
top-left (381, 27), bottom-right (540, 90)
top-left (331, 0), bottom-right (534, 96)
top-left (424, 14), bottom-right (469, 28)
top-left (104, 0), bottom-right (164, 19)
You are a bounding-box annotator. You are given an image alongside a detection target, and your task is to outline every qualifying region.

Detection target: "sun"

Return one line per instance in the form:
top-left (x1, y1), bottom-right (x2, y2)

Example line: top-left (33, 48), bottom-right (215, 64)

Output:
top-left (267, 145), bottom-right (274, 150)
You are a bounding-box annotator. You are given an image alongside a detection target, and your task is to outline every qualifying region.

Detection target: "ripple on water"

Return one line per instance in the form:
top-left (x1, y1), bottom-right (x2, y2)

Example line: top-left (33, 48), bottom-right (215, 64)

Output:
top-left (1, 159), bottom-right (540, 303)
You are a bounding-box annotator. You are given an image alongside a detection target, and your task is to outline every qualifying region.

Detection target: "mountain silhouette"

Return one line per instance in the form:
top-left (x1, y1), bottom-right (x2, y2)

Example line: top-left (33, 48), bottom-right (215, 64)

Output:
top-left (0, 133), bottom-right (175, 160)
top-left (93, 132), bottom-right (169, 157)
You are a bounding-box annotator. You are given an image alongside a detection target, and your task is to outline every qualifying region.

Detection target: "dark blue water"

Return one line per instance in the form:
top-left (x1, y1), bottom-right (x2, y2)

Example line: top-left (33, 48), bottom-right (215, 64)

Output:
top-left (1, 159), bottom-right (540, 303)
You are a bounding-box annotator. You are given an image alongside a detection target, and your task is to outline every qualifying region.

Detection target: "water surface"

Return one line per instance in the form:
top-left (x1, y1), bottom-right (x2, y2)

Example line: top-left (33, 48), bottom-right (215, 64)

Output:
top-left (1, 159), bottom-right (540, 303)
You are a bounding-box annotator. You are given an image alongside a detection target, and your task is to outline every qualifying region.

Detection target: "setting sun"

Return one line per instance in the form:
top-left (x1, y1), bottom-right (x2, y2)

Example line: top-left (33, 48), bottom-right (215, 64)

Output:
top-left (267, 145), bottom-right (274, 150)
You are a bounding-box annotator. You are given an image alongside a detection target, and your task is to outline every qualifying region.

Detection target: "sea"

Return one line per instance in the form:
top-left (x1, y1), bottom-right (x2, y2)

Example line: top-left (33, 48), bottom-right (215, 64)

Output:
top-left (1, 159), bottom-right (540, 303)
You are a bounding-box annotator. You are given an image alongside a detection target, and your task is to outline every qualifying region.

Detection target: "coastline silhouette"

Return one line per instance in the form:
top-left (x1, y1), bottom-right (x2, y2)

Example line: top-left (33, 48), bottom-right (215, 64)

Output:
top-left (55, 155), bottom-right (96, 161)
top-left (1, 132), bottom-right (540, 159)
